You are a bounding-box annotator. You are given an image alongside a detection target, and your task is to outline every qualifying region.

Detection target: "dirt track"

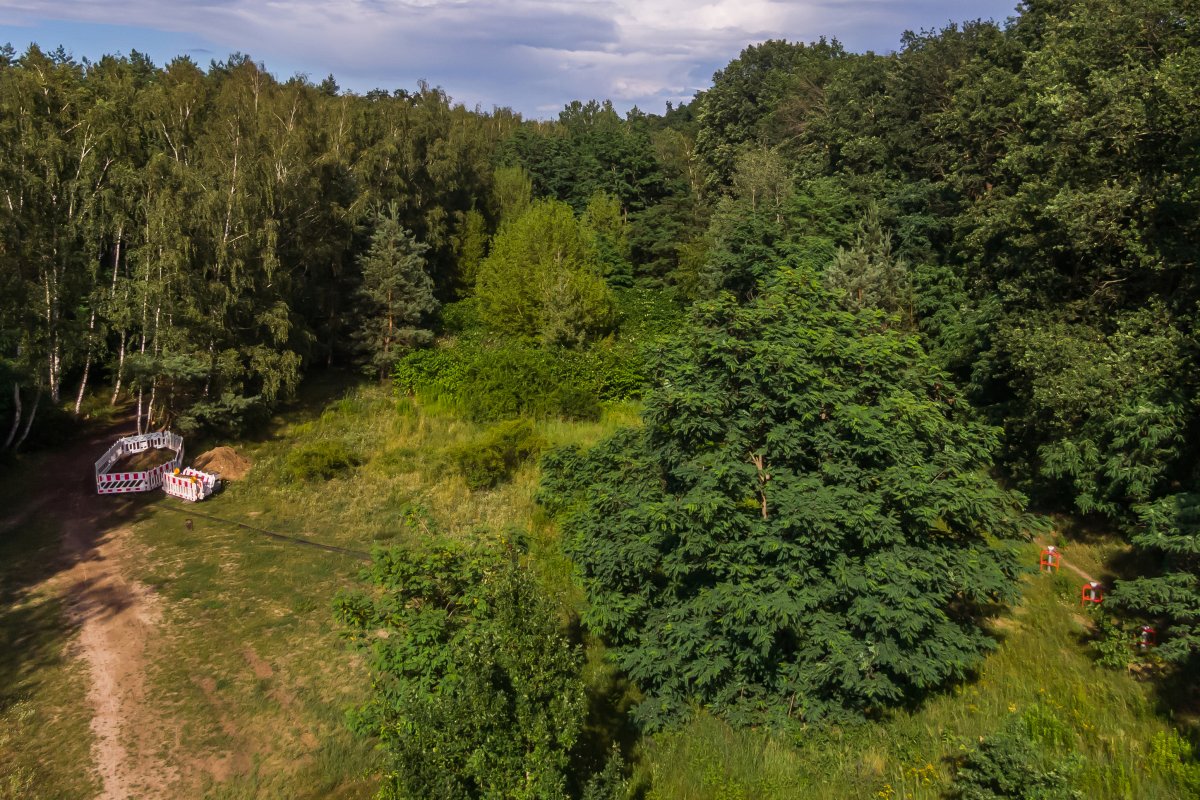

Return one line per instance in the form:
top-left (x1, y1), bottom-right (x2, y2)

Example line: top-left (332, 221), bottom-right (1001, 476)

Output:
top-left (17, 421), bottom-right (177, 799)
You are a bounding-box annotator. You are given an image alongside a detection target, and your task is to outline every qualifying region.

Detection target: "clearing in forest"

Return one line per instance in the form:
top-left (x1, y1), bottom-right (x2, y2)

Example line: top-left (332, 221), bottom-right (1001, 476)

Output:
top-left (1, 383), bottom-right (1196, 799)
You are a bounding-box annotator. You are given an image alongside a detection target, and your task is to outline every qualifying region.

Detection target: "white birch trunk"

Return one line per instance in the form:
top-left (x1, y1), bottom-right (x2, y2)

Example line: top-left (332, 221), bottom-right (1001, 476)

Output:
top-left (14, 390), bottom-right (40, 451)
top-left (109, 231), bottom-right (126, 404)
top-left (111, 330), bottom-right (127, 404)
top-left (74, 306), bottom-right (97, 414)
top-left (4, 383), bottom-right (20, 449)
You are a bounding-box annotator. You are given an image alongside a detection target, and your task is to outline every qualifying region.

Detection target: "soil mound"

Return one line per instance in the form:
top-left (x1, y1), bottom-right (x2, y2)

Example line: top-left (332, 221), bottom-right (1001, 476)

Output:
top-left (112, 448), bottom-right (176, 472)
top-left (193, 446), bottom-right (252, 480)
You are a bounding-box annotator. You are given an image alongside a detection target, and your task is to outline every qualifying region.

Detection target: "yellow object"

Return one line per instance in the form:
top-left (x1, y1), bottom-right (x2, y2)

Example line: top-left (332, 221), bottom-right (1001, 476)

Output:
top-left (173, 467), bottom-right (181, 475)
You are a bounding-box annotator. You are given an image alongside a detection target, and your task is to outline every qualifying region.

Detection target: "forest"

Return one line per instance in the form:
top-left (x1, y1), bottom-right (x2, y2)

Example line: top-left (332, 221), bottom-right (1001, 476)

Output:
top-left (1, 0), bottom-right (1198, 797)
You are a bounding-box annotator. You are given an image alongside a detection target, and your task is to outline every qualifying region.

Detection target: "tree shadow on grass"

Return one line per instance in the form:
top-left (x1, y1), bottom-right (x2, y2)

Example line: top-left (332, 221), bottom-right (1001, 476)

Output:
top-left (564, 616), bottom-right (647, 799)
top-left (0, 414), bottom-right (164, 719)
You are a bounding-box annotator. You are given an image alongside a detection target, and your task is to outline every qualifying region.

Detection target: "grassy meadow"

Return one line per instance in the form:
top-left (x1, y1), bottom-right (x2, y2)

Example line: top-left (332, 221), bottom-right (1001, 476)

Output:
top-left (111, 378), bottom-right (637, 798)
top-left (2, 376), bottom-right (1198, 798)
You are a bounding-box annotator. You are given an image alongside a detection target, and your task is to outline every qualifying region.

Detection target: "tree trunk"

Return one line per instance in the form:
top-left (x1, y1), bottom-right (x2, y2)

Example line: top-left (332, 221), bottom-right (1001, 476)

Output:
top-left (49, 340), bottom-right (61, 404)
top-left (147, 384), bottom-right (157, 431)
top-left (74, 352), bottom-right (92, 415)
top-left (111, 329), bottom-right (127, 404)
top-left (14, 390), bottom-right (41, 451)
top-left (43, 268), bottom-right (62, 404)
top-left (4, 382), bottom-right (21, 449)
top-left (109, 230), bottom-right (126, 404)
top-left (749, 452), bottom-right (770, 520)
top-left (74, 306), bottom-right (97, 414)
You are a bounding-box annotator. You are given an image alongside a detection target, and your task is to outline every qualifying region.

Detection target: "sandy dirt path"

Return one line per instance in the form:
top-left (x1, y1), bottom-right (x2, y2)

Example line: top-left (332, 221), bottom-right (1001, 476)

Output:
top-left (16, 421), bottom-right (179, 799)
top-left (60, 515), bottom-right (176, 799)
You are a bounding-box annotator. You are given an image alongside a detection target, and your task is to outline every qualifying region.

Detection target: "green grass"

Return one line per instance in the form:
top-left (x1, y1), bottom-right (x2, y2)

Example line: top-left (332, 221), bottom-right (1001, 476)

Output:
top-left (114, 379), bottom-right (635, 796)
top-left (637, 540), bottom-right (1199, 799)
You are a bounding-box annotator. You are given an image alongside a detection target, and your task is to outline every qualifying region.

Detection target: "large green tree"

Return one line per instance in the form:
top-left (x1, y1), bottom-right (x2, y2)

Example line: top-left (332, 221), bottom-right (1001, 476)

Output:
top-left (541, 268), bottom-right (1036, 729)
top-left (355, 206), bottom-right (437, 378)
top-left (475, 199), bottom-right (614, 347)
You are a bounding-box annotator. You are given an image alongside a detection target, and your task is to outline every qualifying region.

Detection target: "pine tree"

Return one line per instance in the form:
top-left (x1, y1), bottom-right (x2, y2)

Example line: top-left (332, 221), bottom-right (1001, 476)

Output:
top-left (540, 267), bottom-right (1037, 729)
top-left (1111, 494), bottom-right (1200, 675)
top-left (355, 205), bottom-right (437, 379)
top-left (824, 205), bottom-right (914, 327)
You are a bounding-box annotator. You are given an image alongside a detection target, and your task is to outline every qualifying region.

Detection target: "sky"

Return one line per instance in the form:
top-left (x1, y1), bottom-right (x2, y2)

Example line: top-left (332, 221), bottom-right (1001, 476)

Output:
top-left (0, 1), bottom-right (1019, 117)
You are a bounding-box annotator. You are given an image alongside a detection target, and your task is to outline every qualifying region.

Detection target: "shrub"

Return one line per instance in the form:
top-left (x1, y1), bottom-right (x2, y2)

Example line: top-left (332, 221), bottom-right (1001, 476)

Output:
top-left (334, 545), bottom-right (585, 799)
top-left (282, 441), bottom-right (359, 482)
top-left (552, 385), bottom-right (602, 422)
top-left (453, 419), bottom-right (544, 490)
top-left (1146, 730), bottom-right (1200, 795)
top-left (461, 347), bottom-right (559, 421)
top-left (395, 341), bottom-right (627, 420)
top-left (438, 297), bottom-right (482, 334)
top-left (553, 340), bottom-right (645, 402)
top-left (393, 346), bottom-right (472, 400)
top-left (1090, 615), bottom-right (1133, 669)
top-left (951, 715), bottom-right (1079, 800)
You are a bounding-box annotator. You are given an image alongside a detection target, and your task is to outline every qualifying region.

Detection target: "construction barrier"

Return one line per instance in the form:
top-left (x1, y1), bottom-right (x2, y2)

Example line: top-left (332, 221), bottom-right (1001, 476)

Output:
top-left (94, 431), bottom-right (184, 495)
top-left (162, 468), bottom-right (219, 502)
top-left (1039, 546), bottom-right (1062, 572)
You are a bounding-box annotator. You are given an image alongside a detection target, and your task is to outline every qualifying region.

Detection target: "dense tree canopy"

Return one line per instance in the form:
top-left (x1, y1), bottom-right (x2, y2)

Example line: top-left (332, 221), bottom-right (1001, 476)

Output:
top-left (2, 0), bottom-right (1200, 738)
top-left (541, 268), bottom-right (1036, 729)
top-left (681, 0), bottom-right (1200, 679)
top-left (0, 48), bottom-right (515, 436)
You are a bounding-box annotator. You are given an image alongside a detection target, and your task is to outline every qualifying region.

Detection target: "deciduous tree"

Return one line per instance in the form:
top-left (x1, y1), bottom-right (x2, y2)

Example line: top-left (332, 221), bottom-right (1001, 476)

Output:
top-left (541, 267), bottom-right (1036, 729)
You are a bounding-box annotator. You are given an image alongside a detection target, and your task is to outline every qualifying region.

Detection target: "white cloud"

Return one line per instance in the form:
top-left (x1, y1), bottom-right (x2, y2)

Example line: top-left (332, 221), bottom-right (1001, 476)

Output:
top-left (0, 0), bottom-right (1017, 115)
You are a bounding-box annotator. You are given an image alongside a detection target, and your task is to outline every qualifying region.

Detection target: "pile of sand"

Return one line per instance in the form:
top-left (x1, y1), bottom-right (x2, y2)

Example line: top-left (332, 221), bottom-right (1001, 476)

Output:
top-left (193, 446), bottom-right (252, 480)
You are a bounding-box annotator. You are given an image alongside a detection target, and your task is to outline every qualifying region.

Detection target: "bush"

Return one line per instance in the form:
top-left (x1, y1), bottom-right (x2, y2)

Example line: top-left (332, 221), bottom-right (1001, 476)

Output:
top-left (282, 441), bottom-right (359, 482)
top-left (461, 347), bottom-right (558, 421)
top-left (394, 341), bottom-right (629, 421)
top-left (951, 715), bottom-right (1079, 800)
top-left (1090, 615), bottom-right (1134, 669)
top-left (453, 419), bottom-right (544, 490)
top-left (553, 339), bottom-right (645, 402)
top-left (552, 385), bottom-right (602, 422)
top-left (334, 545), bottom-right (585, 799)
top-left (438, 298), bottom-right (482, 334)
top-left (393, 346), bottom-right (472, 400)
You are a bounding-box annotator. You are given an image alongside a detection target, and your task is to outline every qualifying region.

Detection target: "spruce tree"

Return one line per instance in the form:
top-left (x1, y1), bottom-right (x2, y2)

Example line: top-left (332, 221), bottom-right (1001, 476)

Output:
top-left (540, 267), bottom-right (1037, 729)
top-left (355, 205), bottom-right (437, 379)
top-left (824, 205), bottom-right (914, 327)
top-left (1111, 494), bottom-right (1200, 675)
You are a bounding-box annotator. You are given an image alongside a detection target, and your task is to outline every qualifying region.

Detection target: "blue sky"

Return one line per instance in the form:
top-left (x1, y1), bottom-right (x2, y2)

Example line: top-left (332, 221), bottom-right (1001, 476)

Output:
top-left (1, 1), bottom-right (1018, 117)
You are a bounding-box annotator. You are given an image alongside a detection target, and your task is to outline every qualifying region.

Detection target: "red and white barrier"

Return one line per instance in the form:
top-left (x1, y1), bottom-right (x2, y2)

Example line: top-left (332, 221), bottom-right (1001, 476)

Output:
top-left (94, 431), bottom-right (184, 495)
top-left (162, 468), bottom-right (218, 502)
